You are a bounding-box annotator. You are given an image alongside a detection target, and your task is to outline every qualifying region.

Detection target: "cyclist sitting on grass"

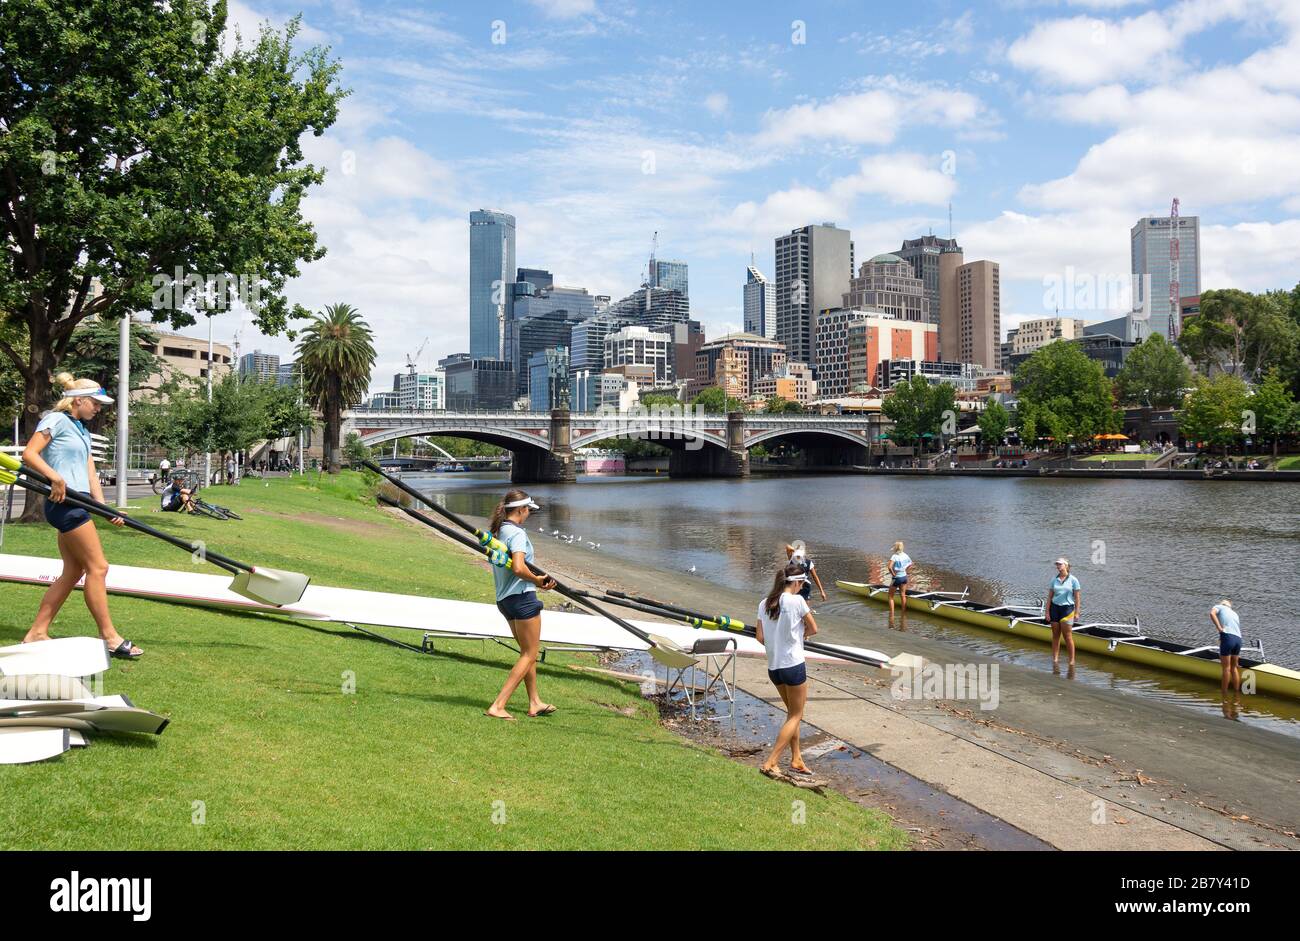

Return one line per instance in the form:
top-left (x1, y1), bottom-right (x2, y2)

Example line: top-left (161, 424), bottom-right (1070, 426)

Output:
top-left (160, 474), bottom-right (196, 514)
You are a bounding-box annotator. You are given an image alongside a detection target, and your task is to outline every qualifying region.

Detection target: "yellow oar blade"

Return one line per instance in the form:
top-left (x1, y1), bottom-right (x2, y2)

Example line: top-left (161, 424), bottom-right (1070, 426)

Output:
top-left (646, 634), bottom-right (697, 669)
top-left (228, 567), bottom-right (310, 607)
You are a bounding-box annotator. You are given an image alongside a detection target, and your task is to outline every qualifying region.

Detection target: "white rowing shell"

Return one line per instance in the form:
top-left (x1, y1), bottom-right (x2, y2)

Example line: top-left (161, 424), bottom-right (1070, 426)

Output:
top-left (0, 553), bottom-right (891, 667)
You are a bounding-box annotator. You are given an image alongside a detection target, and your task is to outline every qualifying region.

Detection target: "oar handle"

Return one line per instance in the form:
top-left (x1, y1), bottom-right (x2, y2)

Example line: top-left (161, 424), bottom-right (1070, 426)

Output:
top-left (9, 466), bottom-right (246, 576)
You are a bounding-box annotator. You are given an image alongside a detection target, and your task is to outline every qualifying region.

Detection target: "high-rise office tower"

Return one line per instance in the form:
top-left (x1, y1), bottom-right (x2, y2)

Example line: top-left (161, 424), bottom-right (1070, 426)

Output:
top-left (469, 209), bottom-right (516, 359)
top-left (743, 265), bottom-right (776, 338)
top-left (774, 223), bottom-right (854, 369)
top-left (897, 235), bottom-right (962, 327)
top-left (1131, 213), bottom-right (1200, 340)
top-left (651, 259), bottom-right (689, 297)
top-left (238, 350), bottom-right (280, 381)
top-left (939, 256), bottom-right (1000, 370)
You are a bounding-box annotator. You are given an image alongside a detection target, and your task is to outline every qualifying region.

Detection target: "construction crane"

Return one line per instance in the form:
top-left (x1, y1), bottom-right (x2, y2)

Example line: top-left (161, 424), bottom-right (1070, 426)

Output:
top-left (1167, 198), bottom-right (1181, 341)
top-left (406, 337), bottom-right (428, 376)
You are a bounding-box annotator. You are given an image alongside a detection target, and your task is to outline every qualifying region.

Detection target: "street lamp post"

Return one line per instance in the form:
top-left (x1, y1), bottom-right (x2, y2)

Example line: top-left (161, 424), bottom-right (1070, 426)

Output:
top-left (204, 312), bottom-right (213, 486)
top-left (115, 314), bottom-right (130, 507)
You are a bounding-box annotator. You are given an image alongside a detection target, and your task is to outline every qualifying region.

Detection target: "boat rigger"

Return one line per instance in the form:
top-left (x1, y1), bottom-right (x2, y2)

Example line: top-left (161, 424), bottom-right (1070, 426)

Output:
top-left (836, 580), bottom-right (1300, 700)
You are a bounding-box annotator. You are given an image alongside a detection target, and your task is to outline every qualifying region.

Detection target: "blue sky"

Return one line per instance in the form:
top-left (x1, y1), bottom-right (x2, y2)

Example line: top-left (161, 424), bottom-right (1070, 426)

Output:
top-left (201, 0), bottom-right (1300, 392)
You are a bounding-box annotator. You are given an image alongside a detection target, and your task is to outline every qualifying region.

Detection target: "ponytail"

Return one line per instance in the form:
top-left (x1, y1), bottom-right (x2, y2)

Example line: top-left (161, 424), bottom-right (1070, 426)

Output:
top-left (52, 372), bottom-right (99, 413)
top-left (764, 562), bottom-right (806, 619)
top-left (490, 489), bottom-right (531, 536)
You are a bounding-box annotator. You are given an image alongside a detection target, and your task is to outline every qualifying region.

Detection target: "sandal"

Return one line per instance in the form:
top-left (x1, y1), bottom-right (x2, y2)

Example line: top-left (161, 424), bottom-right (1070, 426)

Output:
top-left (528, 705), bottom-right (558, 717)
top-left (107, 638), bottom-right (143, 660)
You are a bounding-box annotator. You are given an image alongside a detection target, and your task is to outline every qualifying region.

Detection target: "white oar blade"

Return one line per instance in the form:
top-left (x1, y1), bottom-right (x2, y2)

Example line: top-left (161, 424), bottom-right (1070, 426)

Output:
top-left (646, 634), bottom-right (697, 669)
top-left (229, 567), bottom-right (310, 607)
top-left (0, 637), bottom-right (109, 678)
top-left (0, 727), bottom-right (71, 764)
top-left (0, 707), bottom-right (168, 735)
top-left (0, 695), bottom-right (131, 718)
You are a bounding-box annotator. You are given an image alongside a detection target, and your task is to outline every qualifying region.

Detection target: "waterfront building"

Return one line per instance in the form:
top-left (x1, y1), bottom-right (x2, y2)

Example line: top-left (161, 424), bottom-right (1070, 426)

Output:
top-left (743, 265), bottom-right (777, 338)
top-left (839, 312), bottom-right (939, 399)
top-left (843, 254), bottom-right (929, 323)
top-left (775, 223), bottom-right (855, 368)
top-left (897, 235), bottom-right (962, 328)
top-left (469, 209), bottom-right (516, 360)
top-left (753, 362), bottom-right (817, 406)
top-left (875, 358), bottom-right (981, 392)
top-left (396, 372), bottom-right (442, 410)
top-left (1012, 316), bottom-right (1086, 356)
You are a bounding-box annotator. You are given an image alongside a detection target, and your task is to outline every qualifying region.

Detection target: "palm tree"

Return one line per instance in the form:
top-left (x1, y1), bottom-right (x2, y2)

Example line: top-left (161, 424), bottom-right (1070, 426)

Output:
top-left (297, 303), bottom-right (376, 473)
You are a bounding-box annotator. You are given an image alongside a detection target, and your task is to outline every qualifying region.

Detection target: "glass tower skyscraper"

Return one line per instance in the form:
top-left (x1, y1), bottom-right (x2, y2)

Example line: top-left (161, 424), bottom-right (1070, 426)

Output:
top-left (469, 209), bottom-right (516, 360)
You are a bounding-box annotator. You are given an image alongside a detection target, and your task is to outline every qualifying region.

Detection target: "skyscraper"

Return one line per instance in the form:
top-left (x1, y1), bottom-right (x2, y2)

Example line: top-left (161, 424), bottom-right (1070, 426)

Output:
top-left (609, 285), bottom-right (690, 333)
top-left (843, 254), bottom-right (929, 322)
top-left (1131, 214), bottom-right (1200, 340)
top-left (939, 257), bottom-right (1000, 370)
top-left (469, 209), bottom-right (516, 359)
top-left (651, 259), bottom-right (689, 297)
top-left (897, 235), bottom-right (962, 327)
top-left (774, 223), bottom-right (854, 369)
top-left (238, 350), bottom-right (279, 381)
top-left (743, 265), bottom-right (776, 338)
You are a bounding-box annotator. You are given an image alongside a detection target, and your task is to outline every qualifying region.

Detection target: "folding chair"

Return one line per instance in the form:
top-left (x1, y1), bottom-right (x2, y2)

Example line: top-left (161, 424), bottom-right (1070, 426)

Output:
top-left (663, 636), bottom-right (737, 721)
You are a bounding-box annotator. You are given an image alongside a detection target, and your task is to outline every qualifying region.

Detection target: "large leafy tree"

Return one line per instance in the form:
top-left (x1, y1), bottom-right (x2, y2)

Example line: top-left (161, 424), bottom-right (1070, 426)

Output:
top-left (691, 385), bottom-right (729, 413)
top-left (765, 395), bottom-right (804, 414)
top-left (1180, 373), bottom-right (1250, 459)
top-left (0, 0), bottom-right (344, 513)
top-left (59, 319), bottom-right (162, 399)
top-left (297, 303), bottom-right (375, 473)
top-left (978, 399), bottom-right (1010, 448)
top-left (1179, 288), bottom-right (1299, 380)
top-left (1247, 369), bottom-right (1297, 460)
top-left (1014, 340), bottom-right (1119, 450)
top-left (1114, 333), bottom-right (1192, 407)
top-left (882, 376), bottom-right (956, 451)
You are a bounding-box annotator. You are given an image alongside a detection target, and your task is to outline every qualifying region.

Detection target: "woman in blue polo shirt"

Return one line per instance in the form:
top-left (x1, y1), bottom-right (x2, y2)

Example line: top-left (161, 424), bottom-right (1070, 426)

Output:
top-left (21, 373), bottom-right (138, 658)
top-left (1210, 600), bottom-right (1243, 695)
top-left (484, 489), bottom-right (557, 720)
top-left (1045, 557), bottom-right (1081, 668)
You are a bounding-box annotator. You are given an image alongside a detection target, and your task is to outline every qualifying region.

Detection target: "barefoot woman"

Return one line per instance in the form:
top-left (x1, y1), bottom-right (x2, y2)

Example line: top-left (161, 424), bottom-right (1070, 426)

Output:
top-left (485, 490), bottom-right (557, 720)
top-left (756, 561), bottom-right (819, 777)
top-left (22, 373), bottom-right (139, 658)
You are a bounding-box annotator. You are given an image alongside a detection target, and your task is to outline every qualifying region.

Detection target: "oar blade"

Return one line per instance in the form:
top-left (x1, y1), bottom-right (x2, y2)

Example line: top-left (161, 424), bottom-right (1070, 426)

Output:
top-left (228, 567), bottom-right (310, 607)
top-left (646, 634), bottom-right (697, 669)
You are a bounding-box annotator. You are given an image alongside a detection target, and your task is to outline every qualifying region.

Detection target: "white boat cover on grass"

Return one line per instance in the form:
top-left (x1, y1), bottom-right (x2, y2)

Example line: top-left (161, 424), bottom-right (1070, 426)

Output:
top-left (0, 553), bottom-right (891, 666)
top-left (0, 726), bottom-right (71, 764)
top-left (0, 706), bottom-right (167, 735)
top-left (0, 694), bottom-right (132, 716)
top-left (0, 636), bottom-right (109, 679)
top-left (0, 675), bottom-right (97, 701)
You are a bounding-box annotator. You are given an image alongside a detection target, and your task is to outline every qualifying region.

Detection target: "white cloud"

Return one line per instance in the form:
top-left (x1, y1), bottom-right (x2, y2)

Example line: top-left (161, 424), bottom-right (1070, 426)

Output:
top-left (703, 92), bottom-right (730, 116)
top-left (1006, 12), bottom-right (1180, 87)
top-left (755, 80), bottom-right (986, 148)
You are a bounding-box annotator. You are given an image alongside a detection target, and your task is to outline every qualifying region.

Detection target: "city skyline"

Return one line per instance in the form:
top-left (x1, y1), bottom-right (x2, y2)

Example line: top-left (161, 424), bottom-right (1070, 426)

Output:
top-left (160, 0), bottom-right (1300, 394)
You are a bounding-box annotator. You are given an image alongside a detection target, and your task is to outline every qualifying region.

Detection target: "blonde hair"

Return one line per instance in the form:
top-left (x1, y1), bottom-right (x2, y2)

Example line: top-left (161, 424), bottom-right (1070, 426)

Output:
top-left (1056, 558), bottom-right (1071, 574)
top-left (892, 541), bottom-right (904, 553)
top-left (52, 372), bottom-right (100, 413)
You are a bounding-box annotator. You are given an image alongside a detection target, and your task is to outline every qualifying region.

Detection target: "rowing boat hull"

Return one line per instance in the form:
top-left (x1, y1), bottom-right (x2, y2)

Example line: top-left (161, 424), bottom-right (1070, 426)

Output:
top-left (836, 580), bottom-right (1300, 700)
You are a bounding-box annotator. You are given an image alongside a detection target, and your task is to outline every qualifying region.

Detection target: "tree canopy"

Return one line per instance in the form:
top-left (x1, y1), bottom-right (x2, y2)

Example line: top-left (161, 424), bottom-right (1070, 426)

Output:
top-left (1114, 333), bottom-right (1192, 408)
top-left (882, 376), bottom-right (957, 450)
top-left (1014, 340), bottom-right (1119, 446)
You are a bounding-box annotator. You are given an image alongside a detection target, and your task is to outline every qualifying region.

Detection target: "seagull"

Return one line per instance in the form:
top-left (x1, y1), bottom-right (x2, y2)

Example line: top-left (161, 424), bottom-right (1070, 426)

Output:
top-left (552, 529), bottom-right (560, 536)
top-left (688, 565), bottom-right (697, 574)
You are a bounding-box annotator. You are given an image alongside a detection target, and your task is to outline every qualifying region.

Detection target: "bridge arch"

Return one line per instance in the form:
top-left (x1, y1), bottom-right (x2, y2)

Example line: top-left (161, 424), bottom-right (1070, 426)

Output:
top-left (743, 427), bottom-right (871, 450)
top-left (358, 424), bottom-right (551, 452)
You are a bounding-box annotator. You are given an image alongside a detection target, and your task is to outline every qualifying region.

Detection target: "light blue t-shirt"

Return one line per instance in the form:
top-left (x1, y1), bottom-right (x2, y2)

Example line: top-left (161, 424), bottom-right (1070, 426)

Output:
top-left (1213, 604), bottom-right (1241, 637)
top-left (890, 552), bottom-right (912, 577)
top-left (1051, 574), bottom-right (1081, 606)
top-left (492, 521), bottom-right (535, 601)
top-left (35, 411), bottom-right (92, 493)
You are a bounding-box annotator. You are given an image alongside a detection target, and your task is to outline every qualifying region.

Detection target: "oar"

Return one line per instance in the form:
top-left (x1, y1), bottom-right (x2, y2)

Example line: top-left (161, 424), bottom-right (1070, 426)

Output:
top-left (605, 589), bottom-right (893, 670)
top-left (0, 452), bottom-right (308, 606)
top-left (368, 469), bottom-right (697, 668)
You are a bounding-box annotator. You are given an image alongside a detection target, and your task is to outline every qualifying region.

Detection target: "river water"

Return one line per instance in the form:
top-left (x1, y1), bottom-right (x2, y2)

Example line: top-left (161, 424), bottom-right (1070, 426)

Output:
top-left (412, 471), bottom-right (1300, 728)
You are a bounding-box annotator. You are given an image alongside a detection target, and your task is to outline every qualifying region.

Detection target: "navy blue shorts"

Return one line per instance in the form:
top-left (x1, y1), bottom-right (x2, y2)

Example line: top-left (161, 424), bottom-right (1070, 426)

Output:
top-left (43, 499), bottom-right (92, 533)
top-left (1219, 633), bottom-right (1242, 657)
top-left (497, 591), bottom-right (543, 621)
top-left (1049, 603), bottom-right (1075, 623)
top-left (892, 576), bottom-right (908, 587)
top-left (768, 663), bottom-right (807, 687)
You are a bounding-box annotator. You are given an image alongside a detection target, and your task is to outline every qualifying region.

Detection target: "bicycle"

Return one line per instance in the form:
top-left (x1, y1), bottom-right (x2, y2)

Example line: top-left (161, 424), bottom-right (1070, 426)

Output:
top-left (192, 496), bottom-right (241, 521)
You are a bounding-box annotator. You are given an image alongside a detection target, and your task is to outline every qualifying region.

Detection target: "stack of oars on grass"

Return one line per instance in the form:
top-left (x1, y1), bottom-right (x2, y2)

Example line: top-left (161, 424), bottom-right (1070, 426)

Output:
top-left (0, 638), bottom-right (168, 764)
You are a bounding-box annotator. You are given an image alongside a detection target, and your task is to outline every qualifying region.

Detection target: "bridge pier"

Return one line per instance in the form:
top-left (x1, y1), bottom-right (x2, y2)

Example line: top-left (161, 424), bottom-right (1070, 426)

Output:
top-left (793, 441), bottom-right (868, 470)
top-left (511, 408), bottom-right (576, 484)
top-left (668, 412), bottom-right (749, 478)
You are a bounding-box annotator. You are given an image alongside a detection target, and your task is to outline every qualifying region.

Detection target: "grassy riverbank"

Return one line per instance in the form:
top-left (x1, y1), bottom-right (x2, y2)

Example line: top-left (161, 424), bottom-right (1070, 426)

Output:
top-left (0, 472), bottom-right (906, 850)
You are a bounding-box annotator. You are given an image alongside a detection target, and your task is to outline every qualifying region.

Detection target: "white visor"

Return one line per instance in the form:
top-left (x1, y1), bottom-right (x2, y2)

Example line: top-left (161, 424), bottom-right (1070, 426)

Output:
top-left (1054, 558), bottom-right (1068, 566)
top-left (786, 574), bottom-right (808, 582)
top-left (504, 497), bottom-right (540, 510)
top-left (67, 386), bottom-right (114, 404)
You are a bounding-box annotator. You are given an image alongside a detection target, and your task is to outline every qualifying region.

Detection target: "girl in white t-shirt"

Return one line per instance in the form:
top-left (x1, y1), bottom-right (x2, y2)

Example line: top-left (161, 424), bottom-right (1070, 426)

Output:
top-left (755, 561), bottom-right (819, 778)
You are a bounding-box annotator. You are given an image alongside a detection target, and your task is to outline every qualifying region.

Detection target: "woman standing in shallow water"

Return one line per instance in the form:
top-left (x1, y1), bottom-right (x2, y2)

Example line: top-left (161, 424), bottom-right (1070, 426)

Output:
top-left (756, 561), bottom-right (818, 778)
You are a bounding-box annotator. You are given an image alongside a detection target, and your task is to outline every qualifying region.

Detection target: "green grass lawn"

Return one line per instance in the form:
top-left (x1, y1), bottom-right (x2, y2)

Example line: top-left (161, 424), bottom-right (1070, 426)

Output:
top-left (0, 472), bottom-right (905, 850)
top-left (1078, 454), bottom-right (1151, 463)
top-left (1275, 456), bottom-right (1300, 470)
